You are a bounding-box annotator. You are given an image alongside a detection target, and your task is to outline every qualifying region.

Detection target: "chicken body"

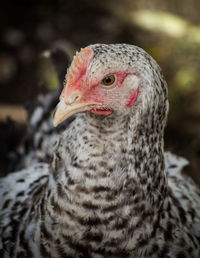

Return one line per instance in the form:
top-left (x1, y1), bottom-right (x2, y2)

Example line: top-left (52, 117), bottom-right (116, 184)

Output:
top-left (0, 44), bottom-right (200, 258)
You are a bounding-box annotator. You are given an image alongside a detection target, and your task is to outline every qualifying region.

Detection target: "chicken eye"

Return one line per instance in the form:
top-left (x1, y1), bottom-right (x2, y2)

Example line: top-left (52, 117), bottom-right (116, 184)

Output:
top-left (102, 75), bottom-right (116, 86)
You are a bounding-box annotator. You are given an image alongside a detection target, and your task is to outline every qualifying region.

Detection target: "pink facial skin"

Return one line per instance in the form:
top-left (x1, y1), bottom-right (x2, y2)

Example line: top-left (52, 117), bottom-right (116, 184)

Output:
top-left (125, 87), bottom-right (139, 108)
top-left (62, 48), bottom-right (139, 116)
top-left (89, 72), bottom-right (139, 115)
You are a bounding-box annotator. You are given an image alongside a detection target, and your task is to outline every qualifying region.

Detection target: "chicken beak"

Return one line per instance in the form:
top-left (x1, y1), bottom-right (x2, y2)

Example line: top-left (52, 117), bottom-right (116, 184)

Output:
top-left (53, 48), bottom-right (97, 127)
top-left (53, 98), bottom-right (73, 127)
top-left (52, 92), bottom-right (100, 127)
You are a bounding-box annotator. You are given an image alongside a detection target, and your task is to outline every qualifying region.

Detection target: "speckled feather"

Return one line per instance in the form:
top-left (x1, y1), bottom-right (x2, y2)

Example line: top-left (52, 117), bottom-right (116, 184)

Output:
top-left (1, 44), bottom-right (200, 258)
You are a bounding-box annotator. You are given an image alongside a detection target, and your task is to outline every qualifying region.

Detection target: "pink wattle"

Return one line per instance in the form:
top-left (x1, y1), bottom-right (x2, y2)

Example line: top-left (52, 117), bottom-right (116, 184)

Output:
top-left (126, 88), bottom-right (139, 108)
top-left (90, 109), bottom-right (112, 115)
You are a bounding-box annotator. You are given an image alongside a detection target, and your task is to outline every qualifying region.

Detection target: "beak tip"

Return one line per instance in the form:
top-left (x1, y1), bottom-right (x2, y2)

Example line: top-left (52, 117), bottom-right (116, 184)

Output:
top-left (52, 105), bottom-right (63, 127)
top-left (52, 108), bottom-right (58, 127)
top-left (52, 120), bottom-right (58, 127)
top-left (52, 101), bottom-right (70, 127)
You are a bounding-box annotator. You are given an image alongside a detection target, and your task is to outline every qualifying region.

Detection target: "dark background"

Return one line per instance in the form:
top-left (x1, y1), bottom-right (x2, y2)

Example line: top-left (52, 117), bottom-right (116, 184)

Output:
top-left (0, 0), bottom-right (200, 183)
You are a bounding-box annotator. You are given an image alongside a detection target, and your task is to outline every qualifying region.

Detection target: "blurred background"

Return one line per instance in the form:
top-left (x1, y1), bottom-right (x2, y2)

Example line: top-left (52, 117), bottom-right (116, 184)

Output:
top-left (0, 0), bottom-right (200, 183)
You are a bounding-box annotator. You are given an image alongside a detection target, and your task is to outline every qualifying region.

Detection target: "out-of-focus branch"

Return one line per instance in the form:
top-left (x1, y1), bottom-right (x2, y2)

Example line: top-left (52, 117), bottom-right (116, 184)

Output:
top-left (0, 104), bottom-right (27, 124)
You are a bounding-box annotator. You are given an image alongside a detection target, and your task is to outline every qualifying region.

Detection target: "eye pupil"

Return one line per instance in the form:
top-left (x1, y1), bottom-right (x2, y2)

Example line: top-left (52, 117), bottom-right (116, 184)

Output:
top-left (102, 75), bottom-right (115, 86)
top-left (105, 78), bottom-right (111, 83)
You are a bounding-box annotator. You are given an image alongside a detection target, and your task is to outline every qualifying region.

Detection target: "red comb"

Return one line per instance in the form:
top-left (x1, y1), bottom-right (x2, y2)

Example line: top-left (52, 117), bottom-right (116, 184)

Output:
top-left (66, 48), bottom-right (94, 87)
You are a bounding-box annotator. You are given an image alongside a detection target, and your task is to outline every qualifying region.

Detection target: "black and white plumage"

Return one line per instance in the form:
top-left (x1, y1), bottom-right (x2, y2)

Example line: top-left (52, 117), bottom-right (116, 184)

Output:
top-left (15, 91), bottom-right (74, 169)
top-left (9, 45), bottom-right (74, 171)
top-left (0, 44), bottom-right (200, 258)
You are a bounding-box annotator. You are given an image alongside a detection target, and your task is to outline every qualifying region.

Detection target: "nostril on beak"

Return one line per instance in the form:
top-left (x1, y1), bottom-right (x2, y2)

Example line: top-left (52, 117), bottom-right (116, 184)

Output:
top-left (66, 92), bottom-right (81, 105)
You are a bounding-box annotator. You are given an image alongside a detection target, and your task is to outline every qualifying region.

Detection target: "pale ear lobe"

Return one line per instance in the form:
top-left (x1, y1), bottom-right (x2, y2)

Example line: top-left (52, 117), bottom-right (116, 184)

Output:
top-left (125, 88), bottom-right (139, 108)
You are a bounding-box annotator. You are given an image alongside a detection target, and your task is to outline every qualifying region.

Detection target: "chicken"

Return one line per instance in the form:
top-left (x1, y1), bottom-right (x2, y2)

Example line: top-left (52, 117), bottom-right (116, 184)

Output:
top-left (0, 44), bottom-right (200, 258)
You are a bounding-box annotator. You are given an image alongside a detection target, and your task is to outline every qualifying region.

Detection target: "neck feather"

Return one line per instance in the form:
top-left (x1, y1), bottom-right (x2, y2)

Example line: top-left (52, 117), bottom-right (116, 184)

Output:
top-left (34, 112), bottom-right (169, 255)
top-left (49, 112), bottom-right (168, 214)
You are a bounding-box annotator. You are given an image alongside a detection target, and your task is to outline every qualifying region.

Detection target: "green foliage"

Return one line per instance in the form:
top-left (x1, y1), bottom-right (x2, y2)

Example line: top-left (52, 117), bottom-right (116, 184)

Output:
top-left (175, 67), bottom-right (197, 91)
